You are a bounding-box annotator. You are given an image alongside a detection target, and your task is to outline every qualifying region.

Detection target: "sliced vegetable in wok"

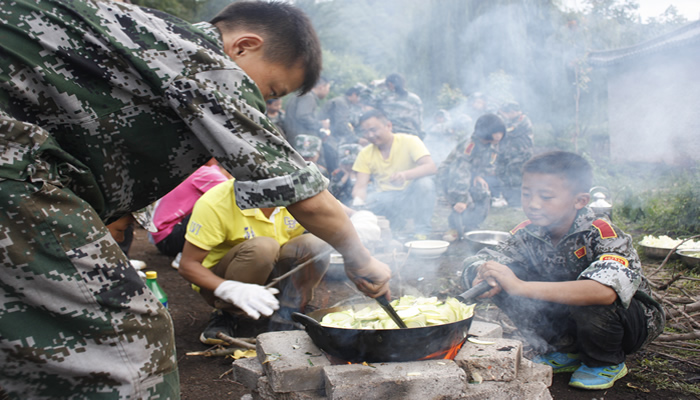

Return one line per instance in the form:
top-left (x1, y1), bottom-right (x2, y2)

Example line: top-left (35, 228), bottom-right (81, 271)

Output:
top-left (320, 296), bottom-right (476, 329)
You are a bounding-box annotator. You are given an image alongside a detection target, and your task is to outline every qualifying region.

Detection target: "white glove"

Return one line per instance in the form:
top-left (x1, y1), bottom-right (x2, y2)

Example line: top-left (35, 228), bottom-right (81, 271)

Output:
top-left (213, 281), bottom-right (280, 320)
top-left (352, 196), bottom-right (366, 206)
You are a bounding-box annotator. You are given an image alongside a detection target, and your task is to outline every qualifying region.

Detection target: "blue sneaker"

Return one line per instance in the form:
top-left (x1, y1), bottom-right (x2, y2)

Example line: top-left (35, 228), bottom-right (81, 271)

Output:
top-left (569, 362), bottom-right (628, 390)
top-left (532, 352), bottom-right (581, 373)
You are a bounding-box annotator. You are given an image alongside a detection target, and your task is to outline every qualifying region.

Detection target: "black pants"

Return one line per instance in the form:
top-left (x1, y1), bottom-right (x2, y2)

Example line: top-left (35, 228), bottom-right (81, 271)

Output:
top-left (155, 215), bottom-right (190, 257)
top-left (492, 292), bottom-right (648, 367)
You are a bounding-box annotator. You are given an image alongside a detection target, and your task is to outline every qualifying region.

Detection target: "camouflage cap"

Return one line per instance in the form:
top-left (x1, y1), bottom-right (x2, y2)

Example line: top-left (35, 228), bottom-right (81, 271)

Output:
top-left (338, 144), bottom-right (363, 166)
top-left (294, 134), bottom-right (322, 158)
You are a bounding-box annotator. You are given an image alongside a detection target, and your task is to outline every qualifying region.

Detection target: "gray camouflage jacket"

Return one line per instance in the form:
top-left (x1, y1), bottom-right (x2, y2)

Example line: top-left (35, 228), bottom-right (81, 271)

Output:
top-left (0, 0), bottom-right (326, 222)
top-left (463, 207), bottom-right (665, 343)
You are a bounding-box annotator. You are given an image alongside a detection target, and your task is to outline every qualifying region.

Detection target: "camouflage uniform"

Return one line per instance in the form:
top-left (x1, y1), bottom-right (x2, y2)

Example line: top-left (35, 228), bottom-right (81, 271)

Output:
top-left (373, 89), bottom-right (424, 139)
top-left (329, 144), bottom-right (362, 205)
top-left (462, 208), bottom-right (665, 366)
top-left (320, 94), bottom-right (361, 146)
top-left (436, 139), bottom-right (495, 234)
top-left (0, 0), bottom-right (325, 398)
top-left (294, 135), bottom-right (328, 178)
top-left (496, 117), bottom-right (533, 207)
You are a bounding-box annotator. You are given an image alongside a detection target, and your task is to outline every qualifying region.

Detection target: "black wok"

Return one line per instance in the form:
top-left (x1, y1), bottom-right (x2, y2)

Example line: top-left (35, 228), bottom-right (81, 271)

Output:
top-left (291, 282), bottom-right (491, 363)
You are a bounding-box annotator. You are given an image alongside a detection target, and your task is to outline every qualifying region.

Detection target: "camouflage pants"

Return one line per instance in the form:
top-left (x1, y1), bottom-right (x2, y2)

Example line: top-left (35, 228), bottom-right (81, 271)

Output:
top-left (0, 179), bottom-right (179, 399)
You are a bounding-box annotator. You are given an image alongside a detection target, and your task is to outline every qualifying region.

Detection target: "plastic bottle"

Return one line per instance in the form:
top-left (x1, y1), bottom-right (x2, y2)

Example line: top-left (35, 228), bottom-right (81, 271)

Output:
top-left (145, 271), bottom-right (168, 309)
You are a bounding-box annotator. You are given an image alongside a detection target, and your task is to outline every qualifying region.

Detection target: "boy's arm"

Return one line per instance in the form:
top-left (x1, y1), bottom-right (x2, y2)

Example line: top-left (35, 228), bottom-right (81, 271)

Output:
top-left (287, 189), bottom-right (391, 298)
top-left (474, 260), bottom-right (617, 305)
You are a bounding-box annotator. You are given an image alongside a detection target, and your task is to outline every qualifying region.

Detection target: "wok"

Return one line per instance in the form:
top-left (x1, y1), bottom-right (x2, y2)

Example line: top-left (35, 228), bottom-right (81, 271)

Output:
top-left (291, 282), bottom-right (491, 363)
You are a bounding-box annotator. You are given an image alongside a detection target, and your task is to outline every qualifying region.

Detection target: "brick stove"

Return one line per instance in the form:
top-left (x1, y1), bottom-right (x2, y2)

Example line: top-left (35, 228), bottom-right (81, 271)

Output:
top-left (232, 321), bottom-right (553, 400)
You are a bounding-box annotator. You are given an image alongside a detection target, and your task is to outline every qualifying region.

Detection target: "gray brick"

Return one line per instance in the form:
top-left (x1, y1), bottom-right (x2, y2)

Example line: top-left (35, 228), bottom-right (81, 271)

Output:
top-left (233, 357), bottom-right (264, 391)
top-left (518, 358), bottom-right (553, 386)
top-left (256, 331), bottom-right (331, 393)
top-left (469, 320), bottom-right (503, 339)
top-left (324, 360), bottom-right (466, 400)
top-left (455, 338), bottom-right (522, 382)
top-left (257, 376), bottom-right (326, 400)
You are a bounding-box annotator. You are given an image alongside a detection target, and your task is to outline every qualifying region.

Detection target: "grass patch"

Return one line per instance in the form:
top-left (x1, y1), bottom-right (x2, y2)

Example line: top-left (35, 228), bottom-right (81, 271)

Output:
top-left (633, 357), bottom-right (700, 396)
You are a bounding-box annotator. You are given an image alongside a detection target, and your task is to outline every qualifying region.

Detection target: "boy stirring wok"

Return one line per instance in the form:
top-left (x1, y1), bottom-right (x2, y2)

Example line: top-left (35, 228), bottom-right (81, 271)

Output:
top-left (462, 151), bottom-right (664, 390)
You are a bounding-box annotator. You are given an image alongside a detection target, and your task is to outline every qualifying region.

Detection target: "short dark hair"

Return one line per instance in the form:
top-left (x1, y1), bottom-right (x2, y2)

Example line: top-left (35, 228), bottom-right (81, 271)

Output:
top-left (358, 109), bottom-right (390, 126)
top-left (522, 151), bottom-right (593, 194)
top-left (385, 73), bottom-right (407, 96)
top-left (345, 86), bottom-right (361, 97)
top-left (472, 113), bottom-right (505, 141)
top-left (211, 1), bottom-right (322, 95)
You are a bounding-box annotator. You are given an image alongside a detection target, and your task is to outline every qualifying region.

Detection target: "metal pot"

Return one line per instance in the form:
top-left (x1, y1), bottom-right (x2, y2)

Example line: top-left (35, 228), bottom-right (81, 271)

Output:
top-left (291, 283), bottom-right (492, 363)
top-left (292, 305), bottom-right (473, 362)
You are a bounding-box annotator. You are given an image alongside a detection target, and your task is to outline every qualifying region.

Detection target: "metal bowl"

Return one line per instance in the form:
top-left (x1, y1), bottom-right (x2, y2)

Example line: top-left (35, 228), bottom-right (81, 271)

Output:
top-left (638, 243), bottom-right (678, 259)
top-left (464, 230), bottom-right (510, 252)
top-left (676, 249), bottom-right (700, 269)
top-left (404, 240), bottom-right (450, 258)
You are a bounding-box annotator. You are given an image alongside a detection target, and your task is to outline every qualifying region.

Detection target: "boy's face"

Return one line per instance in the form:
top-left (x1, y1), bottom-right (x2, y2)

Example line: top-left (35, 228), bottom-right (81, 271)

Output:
top-left (521, 172), bottom-right (589, 235)
top-left (237, 55), bottom-right (305, 101)
top-left (478, 132), bottom-right (504, 146)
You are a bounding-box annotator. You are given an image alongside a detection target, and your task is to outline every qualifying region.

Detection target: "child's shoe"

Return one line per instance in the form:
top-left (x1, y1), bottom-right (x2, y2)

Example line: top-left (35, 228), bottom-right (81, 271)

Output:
top-left (531, 352), bottom-right (581, 373)
top-left (569, 362), bottom-right (628, 390)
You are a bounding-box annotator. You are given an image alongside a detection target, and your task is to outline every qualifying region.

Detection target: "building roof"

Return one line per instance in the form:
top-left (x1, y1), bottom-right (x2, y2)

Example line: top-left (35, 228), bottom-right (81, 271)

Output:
top-left (588, 20), bottom-right (700, 66)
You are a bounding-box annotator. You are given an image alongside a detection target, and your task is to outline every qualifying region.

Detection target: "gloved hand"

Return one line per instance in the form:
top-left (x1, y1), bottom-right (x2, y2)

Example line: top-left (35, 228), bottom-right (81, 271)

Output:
top-left (213, 281), bottom-right (280, 320)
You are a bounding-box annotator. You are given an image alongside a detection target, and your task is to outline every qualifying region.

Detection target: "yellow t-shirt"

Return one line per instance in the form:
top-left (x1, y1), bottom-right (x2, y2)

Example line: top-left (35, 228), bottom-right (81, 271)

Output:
top-left (352, 133), bottom-right (431, 191)
top-left (185, 179), bottom-right (306, 269)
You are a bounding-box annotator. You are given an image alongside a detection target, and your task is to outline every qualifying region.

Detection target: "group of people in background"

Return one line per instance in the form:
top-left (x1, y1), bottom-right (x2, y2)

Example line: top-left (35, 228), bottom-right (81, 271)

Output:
top-left (263, 72), bottom-right (536, 244)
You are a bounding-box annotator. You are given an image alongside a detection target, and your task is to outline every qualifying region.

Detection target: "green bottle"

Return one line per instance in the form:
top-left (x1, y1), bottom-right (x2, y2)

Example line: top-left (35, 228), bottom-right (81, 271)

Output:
top-left (145, 271), bottom-right (168, 309)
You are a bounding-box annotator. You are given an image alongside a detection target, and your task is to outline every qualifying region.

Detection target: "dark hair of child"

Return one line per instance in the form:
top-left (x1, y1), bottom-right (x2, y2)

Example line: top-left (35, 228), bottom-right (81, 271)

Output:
top-left (522, 151), bottom-right (593, 194)
top-left (472, 113), bottom-right (506, 141)
top-left (210, 1), bottom-right (322, 95)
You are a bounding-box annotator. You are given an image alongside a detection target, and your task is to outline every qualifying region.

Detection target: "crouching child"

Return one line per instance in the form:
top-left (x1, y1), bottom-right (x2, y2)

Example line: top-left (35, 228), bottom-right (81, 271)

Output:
top-left (461, 151), bottom-right (664, 390)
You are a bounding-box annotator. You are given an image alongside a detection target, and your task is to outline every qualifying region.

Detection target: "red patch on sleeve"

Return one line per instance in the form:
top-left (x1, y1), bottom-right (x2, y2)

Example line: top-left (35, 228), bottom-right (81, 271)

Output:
top-left (600, 254), bottom-right (629, 268)
top-left (464, 142), bottom-right (475, 155)
top-left (592, 219), bottom-right (617, 239)
top-left (574, 246), bottom-right (587, 258)
top-left (510, 220), bottom-right (532, 235)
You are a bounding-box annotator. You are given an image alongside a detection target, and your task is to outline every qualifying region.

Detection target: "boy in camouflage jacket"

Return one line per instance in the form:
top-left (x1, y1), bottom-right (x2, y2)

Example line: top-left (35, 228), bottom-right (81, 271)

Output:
top-left (462, 151), bottom-right (664, 390)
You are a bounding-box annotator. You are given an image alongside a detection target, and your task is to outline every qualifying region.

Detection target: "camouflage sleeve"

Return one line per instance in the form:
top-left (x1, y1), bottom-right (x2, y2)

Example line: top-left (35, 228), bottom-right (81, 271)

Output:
top-left (461, 234), bottom-right (521, 288)
top-left (165, 69), bottom-right (328, 209)
top-left (578, 224), bottom-right (642, 308)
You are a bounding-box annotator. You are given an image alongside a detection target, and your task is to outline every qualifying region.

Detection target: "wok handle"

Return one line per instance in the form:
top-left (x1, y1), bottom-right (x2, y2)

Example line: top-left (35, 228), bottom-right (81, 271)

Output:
top-left (291, 312), bottom-right (320, 329)
top-left (457, 280), bottom-right (492, 304)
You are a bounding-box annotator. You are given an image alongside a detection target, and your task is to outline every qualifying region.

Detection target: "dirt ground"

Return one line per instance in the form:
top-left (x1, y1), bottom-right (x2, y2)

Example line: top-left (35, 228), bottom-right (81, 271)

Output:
top-left (129, 215), bottom-right (698, 400)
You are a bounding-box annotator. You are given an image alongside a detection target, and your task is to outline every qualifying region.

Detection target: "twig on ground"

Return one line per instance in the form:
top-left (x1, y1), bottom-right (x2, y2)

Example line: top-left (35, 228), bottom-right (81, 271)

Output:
top-left (656, 331), bottom-right (700, 342)
top-left (650, 342), bottom-right (700, 353)
top-left (649, 349), bottom-right (700, 369)
top-left (215, 332), bottom-right (256, 349)
top-left (661, 299), bottom-right (700, 330)
top-left (186, 348), bottom-right (237, 357)
top-left (218, 368), bottom-right (233, 379)
top-left (648, 235), bottom-right (700, 279)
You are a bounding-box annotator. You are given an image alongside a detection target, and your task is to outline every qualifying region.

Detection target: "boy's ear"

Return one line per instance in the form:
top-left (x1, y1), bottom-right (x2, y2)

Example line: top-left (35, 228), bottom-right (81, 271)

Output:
top-left (225, 33), bottom-right (264, 59)
top-left (574, 192), bottom-right (591, 210)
